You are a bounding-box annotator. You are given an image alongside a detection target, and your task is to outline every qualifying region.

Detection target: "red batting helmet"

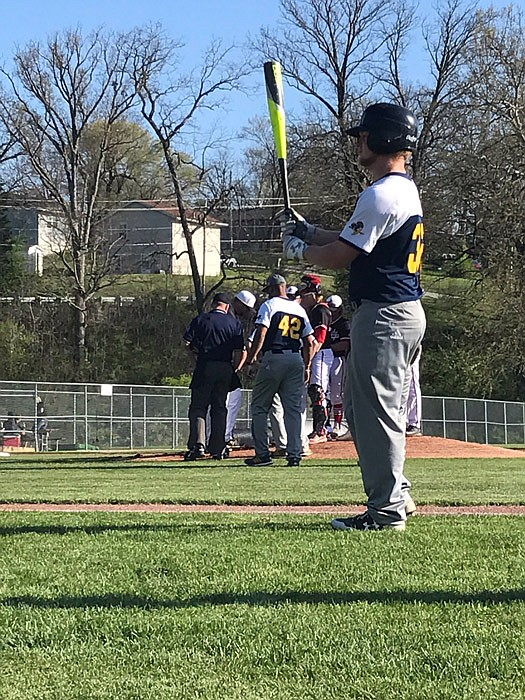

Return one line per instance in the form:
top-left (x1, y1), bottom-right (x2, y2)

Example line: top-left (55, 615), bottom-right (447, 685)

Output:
top-left (299, 273), bottom-right (322, 295)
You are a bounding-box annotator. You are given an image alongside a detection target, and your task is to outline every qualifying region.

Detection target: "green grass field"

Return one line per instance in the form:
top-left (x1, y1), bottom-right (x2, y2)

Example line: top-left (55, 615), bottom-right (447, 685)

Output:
top-left (1, 453), bottom-right (524, 505)
top-left (1, 453), bottom-right (524, 699)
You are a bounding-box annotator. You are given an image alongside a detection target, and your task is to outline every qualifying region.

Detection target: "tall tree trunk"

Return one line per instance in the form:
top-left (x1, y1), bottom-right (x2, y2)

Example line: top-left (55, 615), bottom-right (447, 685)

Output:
top-left (165, 155), bottom-right (205, 312)
top-left (73, 294), bottom-right (88, 379)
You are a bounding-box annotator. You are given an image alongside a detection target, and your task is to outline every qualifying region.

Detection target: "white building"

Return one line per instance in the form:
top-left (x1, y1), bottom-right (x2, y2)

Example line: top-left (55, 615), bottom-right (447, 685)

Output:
top-left (5, 206), bottom-right (67, 274)
top-left (104, 200), bottom-right (224, 276)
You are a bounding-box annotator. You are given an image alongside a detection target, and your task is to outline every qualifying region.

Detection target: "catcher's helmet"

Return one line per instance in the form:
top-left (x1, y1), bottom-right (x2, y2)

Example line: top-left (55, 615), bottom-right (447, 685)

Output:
top-left (299, 273), bottom-right (322, 295)
top-left (347, 103), bottom-right (418, 154)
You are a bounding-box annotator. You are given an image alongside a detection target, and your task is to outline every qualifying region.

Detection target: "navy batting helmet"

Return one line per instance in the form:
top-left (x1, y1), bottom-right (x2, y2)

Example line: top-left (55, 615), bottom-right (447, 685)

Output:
top-left (347, 103), bottom-right (418, 154)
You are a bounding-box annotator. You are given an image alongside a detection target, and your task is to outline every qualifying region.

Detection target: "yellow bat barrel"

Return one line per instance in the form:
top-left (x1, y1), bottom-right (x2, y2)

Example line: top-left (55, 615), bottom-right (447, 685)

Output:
top-left (264, 61), bottom-right (287, 161)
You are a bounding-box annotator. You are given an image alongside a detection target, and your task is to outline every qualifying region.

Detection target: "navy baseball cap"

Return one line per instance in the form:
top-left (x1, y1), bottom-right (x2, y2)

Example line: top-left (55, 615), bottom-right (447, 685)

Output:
top-left (213, 292), bottom-right (232, 304)
top-left (262, 273), bottom-right (286, 292)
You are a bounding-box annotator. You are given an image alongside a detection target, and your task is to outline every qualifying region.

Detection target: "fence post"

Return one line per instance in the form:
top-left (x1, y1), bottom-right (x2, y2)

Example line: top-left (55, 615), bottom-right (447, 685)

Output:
top-left (84, 385), bottom-right (88, 451)
top-left (463, 399), bottom-right (468, 442)
top-left (73, 393), bottom-right (77, 445)
top-left (484, 400), bottom-right (488, 444)
top-left (442, 397), bottom-right (446, 438)
top-left (504, 402), bottom-right (508, 445)
top-left (143, 395), bottom-right (147, 448)
top-left (175, 393), bottom-right (180, 449)
top-left (130, 387), bottom-right (134, 450)
top-left (172, 389), bottom-right (176, 450)
top-left (109, 392), bottom-right (114, 449)
top-left (34, 384), bottom-right (39, 452)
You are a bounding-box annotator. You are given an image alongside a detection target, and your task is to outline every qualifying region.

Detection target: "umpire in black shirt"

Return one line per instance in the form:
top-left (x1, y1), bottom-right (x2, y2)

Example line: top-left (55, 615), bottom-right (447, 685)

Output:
top-left (183, 292), bottom-right (245, 460)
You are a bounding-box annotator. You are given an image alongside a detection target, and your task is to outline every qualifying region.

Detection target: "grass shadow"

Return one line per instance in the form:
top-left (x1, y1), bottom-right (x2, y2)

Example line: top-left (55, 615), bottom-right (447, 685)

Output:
top-left (0, 520), bottom-right (326, 537)
top-left (2, 588), bottom-right (525, 610)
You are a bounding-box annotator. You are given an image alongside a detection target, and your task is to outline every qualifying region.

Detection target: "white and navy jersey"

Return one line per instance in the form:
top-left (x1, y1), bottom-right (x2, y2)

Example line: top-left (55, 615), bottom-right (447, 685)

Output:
top-left (256, 296), bottom-right (313, 353)
top-left (339, 173), bottom-right (425, 303)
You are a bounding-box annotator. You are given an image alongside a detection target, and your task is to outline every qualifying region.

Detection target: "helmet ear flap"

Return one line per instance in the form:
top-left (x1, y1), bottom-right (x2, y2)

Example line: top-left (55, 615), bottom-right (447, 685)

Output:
top-left (366, 130), bottom-right (400, 155)
top-left (364, 132), bottom-right (380, 154)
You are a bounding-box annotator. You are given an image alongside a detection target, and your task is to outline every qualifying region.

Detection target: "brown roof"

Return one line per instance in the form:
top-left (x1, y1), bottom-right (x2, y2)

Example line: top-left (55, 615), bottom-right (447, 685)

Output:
top-left (139, 200), bottom-right (223, 225)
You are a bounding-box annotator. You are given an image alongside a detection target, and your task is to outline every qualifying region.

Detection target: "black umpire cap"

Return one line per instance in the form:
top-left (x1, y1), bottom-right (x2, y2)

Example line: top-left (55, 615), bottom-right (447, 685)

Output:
top-left (212, 292), bottom-right (232, 305)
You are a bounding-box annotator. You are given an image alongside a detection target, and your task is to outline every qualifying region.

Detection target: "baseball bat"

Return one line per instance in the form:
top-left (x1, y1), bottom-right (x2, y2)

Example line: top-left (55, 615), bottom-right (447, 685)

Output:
top-left (264, 61), bottom-right (292, 217)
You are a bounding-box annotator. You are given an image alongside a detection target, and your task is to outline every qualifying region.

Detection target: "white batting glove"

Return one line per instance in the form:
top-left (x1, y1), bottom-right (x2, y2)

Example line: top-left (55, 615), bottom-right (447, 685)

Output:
top-left (283, 234), bottom-right (307, 261)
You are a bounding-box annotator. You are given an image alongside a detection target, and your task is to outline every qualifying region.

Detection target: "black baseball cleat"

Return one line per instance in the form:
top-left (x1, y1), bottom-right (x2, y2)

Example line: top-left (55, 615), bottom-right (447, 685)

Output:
top-left (287, 457), bottom-right (301, 467)
top-left (211, 447), bottom-right (230, 460)
top-left (184, 444), bottom-right (206, 461)
top-left (331, 511), bottom-right (406, 531)
top-left (244, 455), bottom-right (273, 467)
top-left (406, 425), bottom-right (422, 436)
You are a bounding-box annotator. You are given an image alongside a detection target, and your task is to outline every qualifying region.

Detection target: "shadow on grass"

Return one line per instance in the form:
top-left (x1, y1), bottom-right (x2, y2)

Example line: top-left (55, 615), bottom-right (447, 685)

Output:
top-left (0, 457), bottom-right (357, 472)
top-left (2, 588), bottom-right (524, 609)
top-left (0, 520), bottom-right (326, 537)
top-left (0, 462), bottom-right (270, 472)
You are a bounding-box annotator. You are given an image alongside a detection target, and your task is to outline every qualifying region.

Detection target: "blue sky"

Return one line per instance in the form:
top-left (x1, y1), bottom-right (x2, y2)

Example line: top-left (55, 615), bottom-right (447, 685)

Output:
top-left (1, 0), bottom-right (282, 153)
top-left (0, 0), bottom-right (513, 156)
top-left (1, 0), bottom-right (280, 50)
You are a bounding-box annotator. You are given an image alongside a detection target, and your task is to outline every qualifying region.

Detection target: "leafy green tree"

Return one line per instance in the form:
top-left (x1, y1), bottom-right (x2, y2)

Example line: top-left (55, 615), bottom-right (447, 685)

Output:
top-left (0, 318), bottom-right (35, 380)
top-left (0, 195), bottom-right (26, 295)
top-left (82, 120), bottom-right (172, 202)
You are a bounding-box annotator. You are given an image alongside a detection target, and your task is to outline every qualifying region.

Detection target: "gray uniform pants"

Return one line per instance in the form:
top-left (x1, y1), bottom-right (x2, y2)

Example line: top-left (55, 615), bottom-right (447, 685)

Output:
top-left (346, 299), bottom-right (426, 525)
top-left (270, 391), bottom-right (310, 453)
top-left (251, 351), bottom-right (304, 460)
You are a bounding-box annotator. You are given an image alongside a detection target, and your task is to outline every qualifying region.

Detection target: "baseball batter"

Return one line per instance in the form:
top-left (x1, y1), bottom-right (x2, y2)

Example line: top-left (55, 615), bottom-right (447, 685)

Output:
top-left (280, 103), bottom-right (425, 531)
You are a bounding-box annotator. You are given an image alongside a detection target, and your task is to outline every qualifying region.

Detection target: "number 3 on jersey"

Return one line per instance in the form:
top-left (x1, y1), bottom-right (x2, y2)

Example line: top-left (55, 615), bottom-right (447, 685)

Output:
top-left (407, 222), bottom-right (425, 274)
top-left (278, 314), bottom-right (302, 339)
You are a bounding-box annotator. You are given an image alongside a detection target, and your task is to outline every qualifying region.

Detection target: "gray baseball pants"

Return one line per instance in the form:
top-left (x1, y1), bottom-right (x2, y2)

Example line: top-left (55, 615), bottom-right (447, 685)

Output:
top-left (251, 351), bottom-right (305, 460)
top-left (346, 299), bottom-right (426, 526)
top-left (270, 390), bottom-right (310, 454)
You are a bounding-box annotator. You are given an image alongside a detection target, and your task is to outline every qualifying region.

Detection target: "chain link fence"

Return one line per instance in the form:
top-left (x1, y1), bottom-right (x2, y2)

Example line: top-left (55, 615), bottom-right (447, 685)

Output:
top-left (422, 396), bottom-right (525, 445)
top-left (1, 381), bottom-right (524, 450)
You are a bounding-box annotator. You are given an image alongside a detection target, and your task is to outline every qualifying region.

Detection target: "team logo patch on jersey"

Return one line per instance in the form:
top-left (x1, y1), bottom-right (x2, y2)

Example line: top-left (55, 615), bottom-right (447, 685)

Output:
top-left (350, 221), bottom-right (364, 235)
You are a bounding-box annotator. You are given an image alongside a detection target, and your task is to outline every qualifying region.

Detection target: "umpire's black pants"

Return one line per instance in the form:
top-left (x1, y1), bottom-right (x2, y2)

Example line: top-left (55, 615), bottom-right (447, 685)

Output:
top-left (188, 360), bottom-right (233, 455)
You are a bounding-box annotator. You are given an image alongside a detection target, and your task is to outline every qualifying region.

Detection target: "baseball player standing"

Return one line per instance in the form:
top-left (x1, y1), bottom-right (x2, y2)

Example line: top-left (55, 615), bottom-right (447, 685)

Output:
top-left (297, 274), bottom-right (332, 442)
top-left (244, 273), bottom-right (315, 467)
top-left (324, 295), bottom-right (351, 438)
top-left (281, 103), bottom-right (425, 531)
top-left (224, 290), bottom-right (257, 447)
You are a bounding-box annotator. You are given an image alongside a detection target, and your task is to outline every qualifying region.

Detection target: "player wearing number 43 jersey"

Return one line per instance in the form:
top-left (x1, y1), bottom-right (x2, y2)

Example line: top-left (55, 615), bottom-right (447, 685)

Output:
top-left (280, 102), bottom-right (426, 531)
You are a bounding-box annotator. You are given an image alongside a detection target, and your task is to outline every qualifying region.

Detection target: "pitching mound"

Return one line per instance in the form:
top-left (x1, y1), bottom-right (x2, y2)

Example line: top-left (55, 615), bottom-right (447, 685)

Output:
top-left (135, 435), bottom-right (524, 462)
top-left (304, 435), bottom-right (525, 460)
